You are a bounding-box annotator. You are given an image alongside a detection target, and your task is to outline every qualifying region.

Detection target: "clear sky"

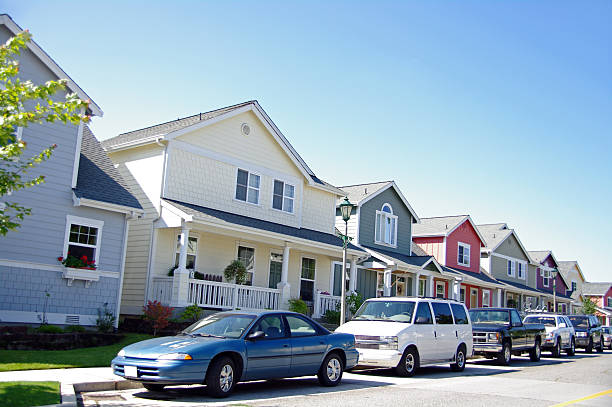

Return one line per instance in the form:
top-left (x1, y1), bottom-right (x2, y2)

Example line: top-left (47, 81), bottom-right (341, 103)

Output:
top-left (3, 1), bottom-right (611, 282)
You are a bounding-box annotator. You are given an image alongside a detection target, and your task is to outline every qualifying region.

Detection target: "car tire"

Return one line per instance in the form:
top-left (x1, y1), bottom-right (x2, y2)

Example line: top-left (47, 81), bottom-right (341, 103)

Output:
top-left (395, 347), bottom-right (419, 377)
top-left (586, 338), bottom-right (593, 353)
top-left (566, 338), bottom-right (575, 356)
top-left (497, 341), bottom-right (512, 366)
top-left (317, 353), bottom-right (344, 387)
top-left (206, 356), bottom-right (237, 398)
top-left (450, 345), bottom-right (466, 372)
top-left (597, 338), bottom-right (604, 353)
top-left (551, 339), bottom-right (561, 358)
top-left (530, 339), bottom-right (541, 362)
top-left (142, 383), bottom-right (165, 392)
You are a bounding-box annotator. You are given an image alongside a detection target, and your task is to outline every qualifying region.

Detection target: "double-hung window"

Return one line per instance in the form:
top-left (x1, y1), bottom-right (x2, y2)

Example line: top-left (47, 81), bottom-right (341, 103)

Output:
top-left (63, 215), bottom-right (104, 266)
top-left (300, 257), bottom-right (316, 302)
top-left (517, 262), bottom-right (525, 280)
top-left (542, 268), bottom-right (550, 287)
top-left (175, 235), bottom-right (198, 269)
top-left (507, 260), bottom-right (515, 277)
top-left (571, 281), bottom-right (577, 292)
top-left (272, 180), bottom-right (294, 213)
top-left (457, 242), bottom-right (470, 267)
top-left (375, 203), bottom-right (397, 247)
top-left (237, 246), bottom-right (255, 285)
top-left (235, 169), bottom-right (260, 204)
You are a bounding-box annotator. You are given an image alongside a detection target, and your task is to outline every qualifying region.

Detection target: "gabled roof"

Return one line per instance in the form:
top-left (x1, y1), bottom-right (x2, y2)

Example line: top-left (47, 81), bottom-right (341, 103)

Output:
top-left (442, 266), bottom-right (503, 287)
top-left (582, 282), bottom-right (612, 296)
top-left (476, 223), bottom-right (532, 261)
top-left (412, 215), bottom-right (486, 246)
top-left (359, 244), bottom-right (441, 272)
top-left (0, 14), bottom-right (102, 117)
top-left (528, 250), bottom-right (559, 268)
top-left (558, 260), bottom-right (585, 283)
top-left (337, 181), bottom-right (420, 223)
top-left (101, 100), bottom-right (342, 195)
top-left (73, 127), bottom-right (142, 212)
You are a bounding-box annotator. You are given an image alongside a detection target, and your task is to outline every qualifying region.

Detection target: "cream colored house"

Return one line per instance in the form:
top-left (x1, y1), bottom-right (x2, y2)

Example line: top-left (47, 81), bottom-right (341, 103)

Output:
top-left (558, 260), bottom-right (586, 313)
top-left (102, 101), bottom-right (363, 317)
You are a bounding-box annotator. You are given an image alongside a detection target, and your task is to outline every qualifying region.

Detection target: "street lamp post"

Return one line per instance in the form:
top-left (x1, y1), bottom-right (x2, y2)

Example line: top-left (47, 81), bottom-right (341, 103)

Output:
top-left (551, 269), bottom-right (558, 312)
top-left (339, 197), bottom-right (354, 325)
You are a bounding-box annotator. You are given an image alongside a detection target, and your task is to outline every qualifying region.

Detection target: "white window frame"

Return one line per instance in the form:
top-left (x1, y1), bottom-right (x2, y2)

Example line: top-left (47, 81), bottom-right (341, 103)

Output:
top-left (62, 215), bottom-right (104, 266)
top-left (267, 249), bottom-right (284, 289)
top-left (234, 168), bottom-right (261, 205)
top-left (375, 203), bottom-right (398, 247)
top-left (174, 232), bottom-right (200, 270)
top-left (507, 260), bottom-right (516, 277)
top-left (460, 287), bottom-right (466, 304)
top-left (236, 243), bottom-right (256, 285)
top-left (435, 281), bottom-right (445, 298)
top-left (517, 262), bottom-right (526, 280)
top-left (542, 268), bottom-right (551, 287)
top-left (418, 278), bottom-right (426, 297)
top-left (482, 289), bottom-right (491, 307)
top-left (299, 256), bottom-right (317, 302)
top-left (457, 242), bottom-right (470, 267)
top-left (271, 179), bottom-right (295, 214)
top-left (571, 280), bottom-right (577, 292)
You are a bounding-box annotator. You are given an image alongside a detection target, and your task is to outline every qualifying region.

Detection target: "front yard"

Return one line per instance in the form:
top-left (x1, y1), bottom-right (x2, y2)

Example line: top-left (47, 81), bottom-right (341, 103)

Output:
top-left (0, 381), bottom-right (60, 407)
top-left (0, 333), bottom-right (152, 371)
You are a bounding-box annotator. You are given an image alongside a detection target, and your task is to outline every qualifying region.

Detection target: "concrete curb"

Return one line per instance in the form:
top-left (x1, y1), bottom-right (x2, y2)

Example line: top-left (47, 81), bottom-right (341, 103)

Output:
top-left (37, 380), bottom-right (143, 407)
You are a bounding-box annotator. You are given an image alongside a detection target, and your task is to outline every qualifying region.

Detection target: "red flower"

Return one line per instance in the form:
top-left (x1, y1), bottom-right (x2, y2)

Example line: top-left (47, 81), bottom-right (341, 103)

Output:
top-left (57, 256), bottom-right (64, 262)
top-left (81, 255), bottom-right (88, 261)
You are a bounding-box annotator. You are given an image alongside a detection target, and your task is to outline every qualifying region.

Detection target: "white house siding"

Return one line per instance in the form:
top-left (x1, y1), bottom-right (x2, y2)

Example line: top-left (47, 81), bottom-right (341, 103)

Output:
top-left (334, 212), bottom-right (358, 240)
top-left (302, 186), bottom-right (337, 234)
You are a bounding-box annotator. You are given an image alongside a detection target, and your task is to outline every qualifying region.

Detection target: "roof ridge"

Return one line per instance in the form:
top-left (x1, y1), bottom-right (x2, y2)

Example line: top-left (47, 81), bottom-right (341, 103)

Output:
top-left (339, 180), bottom-right (393, 188)
top-left (419, 215), bottom-right (468, 220)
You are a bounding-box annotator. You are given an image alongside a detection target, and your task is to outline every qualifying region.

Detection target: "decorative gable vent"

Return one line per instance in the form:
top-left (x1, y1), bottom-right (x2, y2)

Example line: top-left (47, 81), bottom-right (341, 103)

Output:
top-left (65, 315), bottom-right (80, 325)
top-left (241, 123), bottom-right (250, 136)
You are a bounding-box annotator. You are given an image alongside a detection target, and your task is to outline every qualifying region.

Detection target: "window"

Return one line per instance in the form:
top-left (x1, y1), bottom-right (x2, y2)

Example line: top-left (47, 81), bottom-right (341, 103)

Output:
top-left (237, 246), bottom-right (255, 285)
top-left (375, 203), bottom-right (397, 246)
top-left (175, 235), bottom-right (198, 269)
top-left (507, 260), bottom-right (515, 277)
top-left (435, 281), bottom-right (445, 298)
top-left (414, 302), bottom-right (433, 324)
top-left (460, 287), bottom-right (466, 304)
top-left (608, 297), bottom-right (612, 307)
top-left (457, 242), bottom-right (470, 267)
top-left (571, 281), bottom-right (577, 292)
top-left (300, 257), bottom-right (316, 302)
top-left (286, 315), bottom-right (318, 337)
top-left (268, 252), bottom-right (283, 289)
top-left (517, 262), bottom-right (525, 280)
top-left (63, 215), bottom-right (104, 266)
top-left (482, 289), bottom-right (491, 307)
top-left (542, 268), bottom-right (550, 287)
top-left (235, 169), bottom-right (260, 204)
top-left (418, 279), bottom-right (426, 297)
top-left (451, 303), bottom-right (469, 324)
top-left (251, 315), bottom-right (287, 339)
top-left (431, 302), bottom-right (453, 324)
top-left (272, 180), bottom-right (294, 213)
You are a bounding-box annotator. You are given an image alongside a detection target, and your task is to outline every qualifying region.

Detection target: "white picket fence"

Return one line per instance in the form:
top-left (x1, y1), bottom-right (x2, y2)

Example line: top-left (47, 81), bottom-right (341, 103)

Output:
top-left (313, 291), bottom-right (341, 318)
top-left (188, 279), bottom-right (281, 310)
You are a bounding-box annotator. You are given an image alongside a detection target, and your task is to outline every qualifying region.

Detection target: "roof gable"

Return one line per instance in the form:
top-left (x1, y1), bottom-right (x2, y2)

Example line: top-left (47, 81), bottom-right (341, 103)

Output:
top-left (413, 215), bottom-right (486, 246)
top-left (528, 250), bottom-right (559, 268)
top-left (558, 260), bottom-right (585, 282)
top-left (338, 181), bottom-right (420, 222)
top-left (477, 223), bottom-right (531, 261)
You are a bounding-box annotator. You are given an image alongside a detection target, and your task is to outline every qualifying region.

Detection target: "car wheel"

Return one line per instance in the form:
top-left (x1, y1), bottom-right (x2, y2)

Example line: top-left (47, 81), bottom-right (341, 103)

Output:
top-left (551, 339), bottom-right (561, 358)
top-left (566, 338), bottom-right (575, 356)
top-left (586, 338), bottom-right (593, 353)
top-left (317, 353), bottom-right (344, 386)
top-left (450, 345), bottom-right (466, 372)
top-left (597, 338), bottom-right (604, 353)
top-left (530, 339), bottom-right (541, 362)
top-left (497, 342), bottom-right (512, 366)
top-left (395, 347), bottom-right (419, 377)
top-left (206, 356), bottom-right (236, 398)
top-left (142, 383), bottom-right (165, 392)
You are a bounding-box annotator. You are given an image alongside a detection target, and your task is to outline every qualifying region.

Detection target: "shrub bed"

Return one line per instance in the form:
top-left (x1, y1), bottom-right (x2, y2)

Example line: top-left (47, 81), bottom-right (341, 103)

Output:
top-left (0, 331), bottom-right (125, 350)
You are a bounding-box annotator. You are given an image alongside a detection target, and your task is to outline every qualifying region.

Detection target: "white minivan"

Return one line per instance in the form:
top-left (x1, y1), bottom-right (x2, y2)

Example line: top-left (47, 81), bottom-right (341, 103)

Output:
top-left (335, 297), bottom-right (473, 376)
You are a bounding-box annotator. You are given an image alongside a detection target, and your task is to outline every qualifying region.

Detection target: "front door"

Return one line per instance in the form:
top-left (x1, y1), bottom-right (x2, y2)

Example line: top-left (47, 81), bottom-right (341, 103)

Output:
top-left (470, 288), bottom-right (478, 309)
top-left (245, 315), bottom-right (291, 380)
top-left (285, 315), bottom-right (327, 376)
top-left (268, 252), bottom-right (283, 289)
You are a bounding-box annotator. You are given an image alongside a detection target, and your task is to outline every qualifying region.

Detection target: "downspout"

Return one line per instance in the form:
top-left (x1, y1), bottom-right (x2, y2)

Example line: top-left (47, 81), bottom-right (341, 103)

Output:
top-left (115, 212), bottom-right (134, 328)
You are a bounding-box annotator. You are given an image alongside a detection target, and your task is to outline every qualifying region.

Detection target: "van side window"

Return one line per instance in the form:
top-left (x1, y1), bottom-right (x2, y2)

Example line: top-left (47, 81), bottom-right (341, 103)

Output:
top-left (431, 302), bottom-right (453, 324)
top-left (415, 302), bottom-right (433, 324)
top-left (450, 303), bottom-right (469, 324)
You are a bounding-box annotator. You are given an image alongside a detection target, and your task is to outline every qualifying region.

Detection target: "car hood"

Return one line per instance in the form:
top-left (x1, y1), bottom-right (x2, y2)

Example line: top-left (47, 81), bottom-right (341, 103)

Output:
top-left (472, 324), bottom-right (509, 333)
top-left (121, 335), bottom-right (227, 359)
top-left (336, 320), bottom-right (412, 336)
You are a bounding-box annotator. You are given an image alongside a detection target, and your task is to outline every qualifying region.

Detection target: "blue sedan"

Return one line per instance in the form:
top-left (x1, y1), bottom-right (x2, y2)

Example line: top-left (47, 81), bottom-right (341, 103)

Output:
top-left (111, 310), bottom-right (359, 397)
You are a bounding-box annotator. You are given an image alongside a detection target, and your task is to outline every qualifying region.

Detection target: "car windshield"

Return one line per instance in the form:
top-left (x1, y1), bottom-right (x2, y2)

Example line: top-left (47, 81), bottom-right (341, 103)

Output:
top-left (568, 316), bottom-right (588, 329)
top-left (353, 301), bottom-right (416, 323)
top-left (524, 316), bottom-right (556, 327)
top-left (469, 310), bottom-right (510, 324)
top-left (183, 313), bottom-right (256, 338)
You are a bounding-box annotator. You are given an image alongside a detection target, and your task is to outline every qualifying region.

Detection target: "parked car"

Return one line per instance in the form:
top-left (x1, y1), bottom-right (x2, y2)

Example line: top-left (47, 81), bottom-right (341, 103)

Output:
top-left (523, 314), bottom-right (575, 357)
top-left (112, 311), bottom-right (359, 397)
top-left (335, 297), bottom-right (473, 377)
top-left (568, 315), bottom-right (604, 353)
top-left (602, 326), bottom-right (612, 350)
top-left (469, 307), bottom-right (545, 365)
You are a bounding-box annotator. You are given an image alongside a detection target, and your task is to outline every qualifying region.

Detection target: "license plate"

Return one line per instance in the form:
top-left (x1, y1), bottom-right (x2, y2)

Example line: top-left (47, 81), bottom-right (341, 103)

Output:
top-left (124, 365), bottom-right (138, 378)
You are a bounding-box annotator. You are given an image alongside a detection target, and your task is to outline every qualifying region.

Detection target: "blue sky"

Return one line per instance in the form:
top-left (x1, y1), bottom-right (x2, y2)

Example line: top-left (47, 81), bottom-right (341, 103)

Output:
top-left (3, 1), bottom-right (611, 281)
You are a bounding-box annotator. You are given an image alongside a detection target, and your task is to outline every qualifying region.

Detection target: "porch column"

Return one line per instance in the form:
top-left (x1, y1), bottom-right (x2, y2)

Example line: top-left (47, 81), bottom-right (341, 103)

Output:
top-left (172, 225), bottom-right (191, 307)
top-left (497, 288), bottom-right (503, 307)
top-left (383, 268), bottom-right (392, 297)
top-left (427, 275), bottom-right (434, 297)
top-left (349, 256), bottom-right (358, 293)
top-left (277, 244), bottom-right (291, 309)
top-left (452, 279), bottom-right (460, 300)
top-left (414, 272), bottom-right (421, 296)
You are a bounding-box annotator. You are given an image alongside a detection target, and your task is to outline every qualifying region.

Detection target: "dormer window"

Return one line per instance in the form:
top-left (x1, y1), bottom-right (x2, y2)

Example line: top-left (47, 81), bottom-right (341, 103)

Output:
top-left (375, 203), bottom-right (397, 247)
top-left (457, 242), bottom-right (470, 267)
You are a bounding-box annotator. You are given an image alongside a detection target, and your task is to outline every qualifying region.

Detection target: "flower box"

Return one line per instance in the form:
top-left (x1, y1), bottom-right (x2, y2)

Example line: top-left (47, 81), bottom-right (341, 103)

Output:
top-left (62, 267), bottom-right (100, 288)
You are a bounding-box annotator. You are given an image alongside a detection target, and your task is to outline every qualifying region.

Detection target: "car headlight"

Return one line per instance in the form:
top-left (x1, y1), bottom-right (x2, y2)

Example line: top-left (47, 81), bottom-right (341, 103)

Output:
top-left (158, 353), bottom-right (193, 360)
top-left (487, 333), bottom-right (500, 343)
top-left (378, 336), bottom-right (398, 350)
top-left (117, 349), bottom-right (125, 357)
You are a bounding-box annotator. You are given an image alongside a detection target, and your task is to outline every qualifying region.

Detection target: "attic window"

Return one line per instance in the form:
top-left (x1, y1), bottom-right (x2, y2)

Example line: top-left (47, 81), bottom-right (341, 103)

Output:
top-left (375, 203), bottom-right (397, 247)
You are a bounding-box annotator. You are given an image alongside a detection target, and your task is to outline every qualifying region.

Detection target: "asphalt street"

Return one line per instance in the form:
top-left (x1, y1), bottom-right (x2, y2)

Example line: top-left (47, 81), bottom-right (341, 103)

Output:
top-left (81, 350), bottom-right (612, 407)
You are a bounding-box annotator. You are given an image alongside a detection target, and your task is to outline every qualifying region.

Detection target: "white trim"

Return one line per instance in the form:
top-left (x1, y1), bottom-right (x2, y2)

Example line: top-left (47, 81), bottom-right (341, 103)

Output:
top-left (299, 255), bottom-right (317, 302)
top-left (330, 261), bottom-right (342, 296)
top-left (354, 181), bottom-right (420, 223)
top-left (63, 215), bottom-right (104, 266)
top-left (115, 216), bottom-right (129, 327)
top-left (442, 236), bottom-right (447, 265)
top-left (0, 258), bottom-right (119, 278)
top-left (0, 310), bottom-right (98, 326)
top-left (71, 111), bottom-right (85, 188)
top-left (271, 179), bottom-right (295, 214)
top-left (72, 192), bottom-right (144, 216)
top-left (0, 15), bottom-right (103, 116)
top-left (236, 241), bottom-right (256, 285)
top-left (160, 199), bottom-right (193, 221)
top-left (435, 280), bottom-right (446, 298)
top-left (234, 167), bottom-right (262, 206)
top-left (457, 242), bottom-right (471, 267)
top-left (482, 289), bottom-right (491, 307)
top-left (267, 248), bottom-right (284, 289)
top-left (491, 251), bottom-right (529, 265)
top-left (374, 203), bottom-right (398, 247)
top-left (173, 231), bottom-right (200, 270)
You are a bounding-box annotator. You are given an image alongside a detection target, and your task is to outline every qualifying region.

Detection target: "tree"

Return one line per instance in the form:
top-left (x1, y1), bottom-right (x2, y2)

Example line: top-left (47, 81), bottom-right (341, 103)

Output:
top-left (582, 296), bottom-right (597, 315)
top-left (0, 30), bottom-right (90, 235)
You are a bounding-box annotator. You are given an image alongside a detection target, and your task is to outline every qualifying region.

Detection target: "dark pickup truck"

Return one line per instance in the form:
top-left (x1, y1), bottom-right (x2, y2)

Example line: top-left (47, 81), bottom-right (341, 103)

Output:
top-left (469, 308), bottom-right (546, 365)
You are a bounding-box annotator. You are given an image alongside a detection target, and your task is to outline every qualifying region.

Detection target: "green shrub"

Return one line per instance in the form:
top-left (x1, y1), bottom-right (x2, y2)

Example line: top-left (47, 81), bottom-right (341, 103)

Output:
top-left (37, 325), bottom-right (64, 333)
top-left (323, 309), bottom-right (340, 325)
top-left (96, 303), bottom-right (116, 333)
top-left (64, 325), bottom-right (85, 333)
top-left (288, 298), bottom-right (309, 315)
top-left (347, 292), bottom-right (364, 315)
top-left (224, 260), bottom-right (247, 284)
top-left (180, 304), bottom-right (202, 323)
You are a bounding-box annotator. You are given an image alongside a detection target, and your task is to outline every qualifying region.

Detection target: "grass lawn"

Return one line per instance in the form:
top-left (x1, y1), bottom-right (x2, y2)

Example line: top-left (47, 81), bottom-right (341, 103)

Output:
top-left (0, 381), bottom-right (60, 407)
top-left (0, 333), bottom-right (152, 371)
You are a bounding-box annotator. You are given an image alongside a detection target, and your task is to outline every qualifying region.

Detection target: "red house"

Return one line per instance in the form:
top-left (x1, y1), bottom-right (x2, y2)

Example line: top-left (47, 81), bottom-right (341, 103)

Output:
top-left (413, 215), bottom-right (503, 309)
top-left (582, 282), bottom-right (612, 325)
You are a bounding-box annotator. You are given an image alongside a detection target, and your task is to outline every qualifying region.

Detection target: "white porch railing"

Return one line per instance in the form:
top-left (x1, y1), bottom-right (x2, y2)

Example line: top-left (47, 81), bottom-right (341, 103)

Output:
top-left (150, 277), bottom-right (173, 305)
top-left (313, 291), bottom-right (341, 318)
top-left (188, 279), bottom-right (281, 310)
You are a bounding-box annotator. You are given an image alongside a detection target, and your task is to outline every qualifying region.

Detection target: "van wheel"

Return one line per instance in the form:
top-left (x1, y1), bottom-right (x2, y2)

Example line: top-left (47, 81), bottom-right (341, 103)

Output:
top-left (497, 342), bottom-right (512, 365)
top-left (450, 345), bottom-right (466, 372)
top-left (551, 339), bottom-right (561, 358)
top-left (396, 347), bottom-right (419, 377)
top-left (530, 339), bottom-right (541, 361)
top-left (566, 338), bottom-right (575, 356)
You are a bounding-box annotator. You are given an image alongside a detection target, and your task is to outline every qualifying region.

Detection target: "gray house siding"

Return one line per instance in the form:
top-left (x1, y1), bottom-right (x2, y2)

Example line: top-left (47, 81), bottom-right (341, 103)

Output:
top-left (489, 235), bottom-right (532, 287)
top-left (358, 188), bottom-right (413, 255)
top-left (495, 235), bottom-right (529, 261)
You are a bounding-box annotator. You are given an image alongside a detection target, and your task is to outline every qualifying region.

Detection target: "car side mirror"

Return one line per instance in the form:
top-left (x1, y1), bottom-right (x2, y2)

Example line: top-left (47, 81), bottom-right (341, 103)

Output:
top-left (415, 316), bottom-right (428, 324)
top-left (247, 330), bottom-right (265, 341)
top-left (559, 323), bottom-right (567, 328)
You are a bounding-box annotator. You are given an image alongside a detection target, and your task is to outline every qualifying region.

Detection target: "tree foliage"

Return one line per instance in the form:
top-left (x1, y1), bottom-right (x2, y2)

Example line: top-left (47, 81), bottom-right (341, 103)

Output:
top-left (582, 296), bottom-right (597, 315)
top-left (0, 30), bottom-right (90, 235)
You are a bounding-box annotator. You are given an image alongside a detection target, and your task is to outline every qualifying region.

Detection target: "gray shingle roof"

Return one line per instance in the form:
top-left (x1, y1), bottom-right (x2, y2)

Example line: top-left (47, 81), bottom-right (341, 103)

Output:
top-left (444, 266), bottom-right (501, 285)
top-left (558, 261), bottom-right (578, 273)
top-left (360, 245), bottom-right (435, 269)
top-left (476, 224), bottom-right (513, 250)
top-left (337, 181), bottom-right (392, 205)
top-left (411, 243), bottom-right (429, 257)
top-left (163, 199), bottom-right (360, 251)
top-left (73, 127), bottom-right (142, 210)
top-left (412, 215), bottom-right (468, 237)
top-left (528, 251), bottom-right (552, 264)
top-left (497, 278), bottom-right (545, 295)
top-left (582, 282), bottom-right (612, 296)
